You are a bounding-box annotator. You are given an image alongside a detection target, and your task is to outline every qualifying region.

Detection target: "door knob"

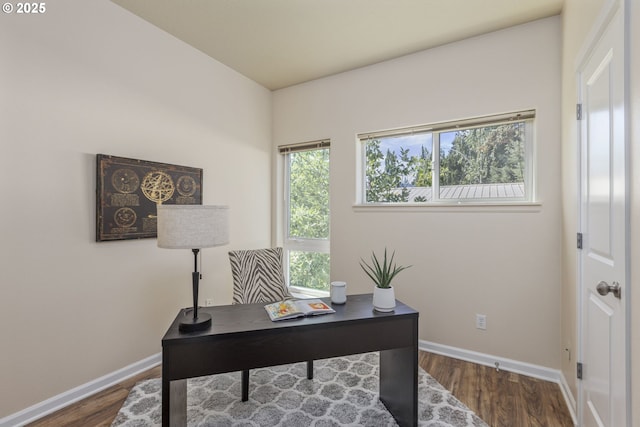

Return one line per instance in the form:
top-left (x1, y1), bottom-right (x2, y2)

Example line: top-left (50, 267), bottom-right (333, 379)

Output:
top-left (596, 281), bottom-right (621, 299)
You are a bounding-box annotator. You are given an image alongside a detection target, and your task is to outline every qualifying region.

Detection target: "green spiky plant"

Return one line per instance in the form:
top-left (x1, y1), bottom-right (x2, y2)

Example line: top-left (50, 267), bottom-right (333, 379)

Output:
top-left (360, 248), bottom-right (411, 289)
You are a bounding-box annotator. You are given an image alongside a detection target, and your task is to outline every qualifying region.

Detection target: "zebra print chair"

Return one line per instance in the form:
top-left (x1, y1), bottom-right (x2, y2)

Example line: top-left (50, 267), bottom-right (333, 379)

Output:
top-left (229, 247), bottom-right (291, 304)
top-left (228, 247), bottom-right (314, 401)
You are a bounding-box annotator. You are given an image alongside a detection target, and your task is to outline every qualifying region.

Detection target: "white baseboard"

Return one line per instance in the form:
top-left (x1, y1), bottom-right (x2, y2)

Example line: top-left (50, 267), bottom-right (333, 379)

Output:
top-left (419, 340), bottom-right (578, 426)
top-left (558, 371), bottom-right (578, 426)
top-left (0, 353), bottom-right (161, 427)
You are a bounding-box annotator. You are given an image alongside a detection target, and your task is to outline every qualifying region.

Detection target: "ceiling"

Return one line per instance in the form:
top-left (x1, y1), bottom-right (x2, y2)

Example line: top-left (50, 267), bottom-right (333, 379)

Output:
top-left (111, 0), bottom-right (564, 90)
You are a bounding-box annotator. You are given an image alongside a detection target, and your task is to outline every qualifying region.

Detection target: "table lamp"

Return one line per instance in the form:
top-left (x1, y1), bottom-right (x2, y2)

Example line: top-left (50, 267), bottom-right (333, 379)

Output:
top-left (157, 204), bottom-right (229, 332)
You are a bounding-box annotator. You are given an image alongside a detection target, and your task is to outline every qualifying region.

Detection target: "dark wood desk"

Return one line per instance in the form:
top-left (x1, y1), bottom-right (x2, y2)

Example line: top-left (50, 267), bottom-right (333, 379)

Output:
top-left (161, 293), bottom-right (418, 426)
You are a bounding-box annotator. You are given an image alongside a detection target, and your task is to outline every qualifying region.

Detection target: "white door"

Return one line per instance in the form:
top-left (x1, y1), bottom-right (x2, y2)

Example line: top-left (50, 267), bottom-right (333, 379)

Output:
top-left (578, 4), bottom-right (628, 427)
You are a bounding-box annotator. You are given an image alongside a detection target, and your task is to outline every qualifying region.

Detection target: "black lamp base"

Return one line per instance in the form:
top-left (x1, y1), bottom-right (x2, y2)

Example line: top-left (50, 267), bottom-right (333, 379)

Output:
top-left (179, 312), bottom-right (212, 332)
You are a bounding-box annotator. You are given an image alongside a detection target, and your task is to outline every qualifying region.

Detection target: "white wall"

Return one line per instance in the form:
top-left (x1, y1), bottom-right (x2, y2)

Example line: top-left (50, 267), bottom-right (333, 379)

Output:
top-left (0, 0), bottom-right (272, 418)
top-left (274, 17), bottom-right (562, 368)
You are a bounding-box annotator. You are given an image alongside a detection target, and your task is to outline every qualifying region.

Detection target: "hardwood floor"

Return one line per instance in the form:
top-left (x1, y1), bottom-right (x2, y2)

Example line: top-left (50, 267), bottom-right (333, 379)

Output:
top-left (27, 366), bottom-right (162, 427)
top-left (28, 352), bottom-right (573, 426)
top-left (419, 352), bottom-right (574, 427)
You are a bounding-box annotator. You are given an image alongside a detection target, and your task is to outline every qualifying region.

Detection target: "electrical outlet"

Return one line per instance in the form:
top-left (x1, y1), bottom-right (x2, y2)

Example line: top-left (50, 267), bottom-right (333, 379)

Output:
top-left (205, 299), bottom-right (214, 307)
top-left (476, 314), bottom-right (487, 330)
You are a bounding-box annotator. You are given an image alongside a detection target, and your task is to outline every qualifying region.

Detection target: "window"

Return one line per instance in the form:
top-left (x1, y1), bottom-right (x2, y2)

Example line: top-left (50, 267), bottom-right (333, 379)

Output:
top-left (281, 140), bottom-right (330, 295)
top-left (359, 110), bottom-right (535, 204)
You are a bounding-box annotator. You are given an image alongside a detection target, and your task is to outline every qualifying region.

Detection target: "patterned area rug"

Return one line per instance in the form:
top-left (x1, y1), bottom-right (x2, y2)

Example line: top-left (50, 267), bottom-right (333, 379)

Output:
top-left (112, 352), bottom-right (488, 426)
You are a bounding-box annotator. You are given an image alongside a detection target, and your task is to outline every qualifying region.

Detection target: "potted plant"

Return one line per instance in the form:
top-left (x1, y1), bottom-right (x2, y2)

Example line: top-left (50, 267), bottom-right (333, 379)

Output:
top-left (360, 248), bottom-right (411, 312)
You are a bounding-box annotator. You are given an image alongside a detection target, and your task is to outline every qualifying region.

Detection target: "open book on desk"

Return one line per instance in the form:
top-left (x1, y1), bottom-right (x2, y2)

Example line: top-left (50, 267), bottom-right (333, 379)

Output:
top-left (264, 299), bottom-right (335, 321)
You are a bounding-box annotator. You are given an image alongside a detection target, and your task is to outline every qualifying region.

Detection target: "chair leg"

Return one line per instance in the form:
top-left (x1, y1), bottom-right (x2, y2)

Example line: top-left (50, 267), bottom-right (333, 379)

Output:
top-left (307, 360), bottom-right (313, 380)
top-left (241, 369), bottom-right (249, 401)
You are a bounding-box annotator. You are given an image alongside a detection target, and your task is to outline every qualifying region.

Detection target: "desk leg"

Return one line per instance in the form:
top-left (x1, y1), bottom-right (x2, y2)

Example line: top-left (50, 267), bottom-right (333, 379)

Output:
top-left (379, 347), bottom-right (418, 427)
top-left (162, 378), bottom-right (187, 427)
top-left (241, 370), bottom-right (249, 402)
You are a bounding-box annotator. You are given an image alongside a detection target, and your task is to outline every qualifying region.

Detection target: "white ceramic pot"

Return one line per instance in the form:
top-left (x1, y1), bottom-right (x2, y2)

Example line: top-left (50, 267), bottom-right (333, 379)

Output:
top-left (372, 286), bottom-right (396, 312)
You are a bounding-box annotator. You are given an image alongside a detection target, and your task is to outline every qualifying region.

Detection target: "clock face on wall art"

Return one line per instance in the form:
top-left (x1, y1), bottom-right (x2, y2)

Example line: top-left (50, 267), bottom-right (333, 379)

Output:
top-left (96, 154), bottom-right (203, 242)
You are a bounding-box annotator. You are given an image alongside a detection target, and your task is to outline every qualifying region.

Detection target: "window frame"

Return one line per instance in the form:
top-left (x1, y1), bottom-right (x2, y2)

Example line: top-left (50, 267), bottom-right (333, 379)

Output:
top-left (280, 140), bottom-right (330, 297)
top-left (357, 110), bottom-right (536, 206)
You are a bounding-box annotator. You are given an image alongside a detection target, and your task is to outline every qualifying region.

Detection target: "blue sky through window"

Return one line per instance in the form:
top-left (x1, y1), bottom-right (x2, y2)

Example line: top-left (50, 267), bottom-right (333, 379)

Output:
top-left (378, 132), bottom-right (456, 157)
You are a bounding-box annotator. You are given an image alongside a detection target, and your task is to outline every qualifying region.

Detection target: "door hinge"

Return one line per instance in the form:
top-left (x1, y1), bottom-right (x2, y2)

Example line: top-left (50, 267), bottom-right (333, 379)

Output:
top-left (577, 232), bottom-right (583, 249)
top-left (577, 362), bottom-right (583, 380)
top-left (576, 103), bottom-right (583, 120)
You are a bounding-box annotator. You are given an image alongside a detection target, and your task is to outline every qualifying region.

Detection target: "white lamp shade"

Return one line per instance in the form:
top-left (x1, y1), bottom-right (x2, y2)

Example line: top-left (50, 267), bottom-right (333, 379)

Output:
top-left (156, 204), bottom-right (229, 249)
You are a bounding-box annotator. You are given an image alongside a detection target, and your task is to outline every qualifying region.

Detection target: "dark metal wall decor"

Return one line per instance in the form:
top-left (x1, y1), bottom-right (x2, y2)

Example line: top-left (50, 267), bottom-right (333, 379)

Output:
top-left (96, 154), bottom-right (203, 241)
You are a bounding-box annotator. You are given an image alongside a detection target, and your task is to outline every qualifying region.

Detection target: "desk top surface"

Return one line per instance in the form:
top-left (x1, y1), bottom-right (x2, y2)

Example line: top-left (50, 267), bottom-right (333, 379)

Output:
top-left (162, 293), bottom-right (418, 344)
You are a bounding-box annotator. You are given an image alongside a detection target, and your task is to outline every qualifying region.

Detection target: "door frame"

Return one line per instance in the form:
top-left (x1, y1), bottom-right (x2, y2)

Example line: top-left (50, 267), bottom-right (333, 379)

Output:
top-left (575, 0), bottom-right (631, 425)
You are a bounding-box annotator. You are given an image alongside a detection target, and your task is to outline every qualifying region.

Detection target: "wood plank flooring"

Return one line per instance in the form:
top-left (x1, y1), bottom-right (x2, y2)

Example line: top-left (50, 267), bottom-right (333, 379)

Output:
top-left (419, 352), bottom-right (574, 426)
top-left (28, 351), bottom-right (573, 426)
top-left (27, 366), bottom-right (162, 427)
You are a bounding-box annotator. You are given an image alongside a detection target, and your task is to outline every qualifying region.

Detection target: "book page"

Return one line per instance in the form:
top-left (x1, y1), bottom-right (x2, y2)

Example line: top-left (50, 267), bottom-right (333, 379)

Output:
top-left (264, 300), bottom-right (303, 321)
top-left (295, 299), bottom-right (335, 315)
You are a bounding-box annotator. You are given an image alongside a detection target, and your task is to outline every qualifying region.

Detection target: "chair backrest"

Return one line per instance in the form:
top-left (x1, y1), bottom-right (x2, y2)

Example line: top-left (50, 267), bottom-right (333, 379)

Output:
top-left (228, 247), bottom-right (292, 304)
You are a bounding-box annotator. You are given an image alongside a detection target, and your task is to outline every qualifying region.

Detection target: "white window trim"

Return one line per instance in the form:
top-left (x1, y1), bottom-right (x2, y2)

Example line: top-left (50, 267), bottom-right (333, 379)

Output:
top-left (356, 110), bottom-right (538, 207)
top-left (281, 140), bottom-right (330, 297)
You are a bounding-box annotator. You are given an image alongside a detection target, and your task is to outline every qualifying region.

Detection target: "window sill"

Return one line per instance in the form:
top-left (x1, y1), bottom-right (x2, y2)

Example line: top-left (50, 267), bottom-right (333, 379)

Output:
top-left (352, 201), bottom-right (542, 213)
top-left (290, 288), bottom-right (330, 299)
